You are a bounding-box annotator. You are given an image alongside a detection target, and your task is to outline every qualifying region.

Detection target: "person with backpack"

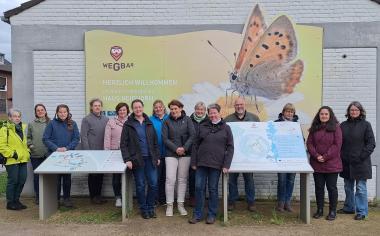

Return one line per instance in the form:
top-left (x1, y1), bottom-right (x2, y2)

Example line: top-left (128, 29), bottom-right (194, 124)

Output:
top-left (0, 109), bottom-right (30, 210)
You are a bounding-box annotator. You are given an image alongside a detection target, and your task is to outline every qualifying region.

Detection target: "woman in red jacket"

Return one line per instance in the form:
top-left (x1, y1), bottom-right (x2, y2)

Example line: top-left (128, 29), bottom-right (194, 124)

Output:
top-left (306, 106), bottom-right (342, 221)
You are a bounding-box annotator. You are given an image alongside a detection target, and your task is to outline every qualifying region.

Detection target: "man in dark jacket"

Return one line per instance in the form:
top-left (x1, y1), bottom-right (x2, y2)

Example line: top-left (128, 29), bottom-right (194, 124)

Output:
top-left (224, 97), bottom-right (259, 212)
top-left (81, 98), bottom-right (109, 204)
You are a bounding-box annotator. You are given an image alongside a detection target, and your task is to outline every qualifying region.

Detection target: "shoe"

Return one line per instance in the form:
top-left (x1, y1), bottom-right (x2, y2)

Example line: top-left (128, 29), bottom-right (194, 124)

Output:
top-left (326, 210), bottom-right (336, 221)
top-left (189, 197), bottom-right (196, 207)
top-left (15, 200), bottom-right (27, 210)
top-left (6, 202), bottom-right (20, 211)
top-left (206, 217), bottom-right (216, 224)
top-left (141, 212), bottom-right (150, 219)
top-left (177, 202), bottom-right (188, 216)
top-left (115, 197), bottom-right (122, 208)
top-left (99, 196), bottom-right (107, 204)
top-left (188, 217), bottom-right (201, 224)
top-left (166, 203), bottom-right (173, 216)
top-left (63, 198), bottom-right (73, 208)
top-left (149, 210), bottom-right (157, 218)
top-left (354, 214), bottom-right (365, 220)
top-left (35, 198), bottom-right (39, 205)
top-left (91, 196), bottom-right (106, 205)
top-left (248, 203), bottom-right (257, 212)
top-left (276, 202), bottom-right (285, 212)
top-left (284, 202), bottom-right (294, 212)
top-left (337, 208), bottom-right (355, 214)
top-left (313, 209), bottom-right (323, 219)
top-left (228, 203), bottom-right (235, 211)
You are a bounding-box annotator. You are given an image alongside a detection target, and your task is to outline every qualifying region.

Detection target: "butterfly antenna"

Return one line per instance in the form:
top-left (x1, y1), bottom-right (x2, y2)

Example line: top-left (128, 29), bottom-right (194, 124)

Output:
top-left (233, 52), bottom-right (237, 64)
top-left (207, 40), bottom-right (234, 70)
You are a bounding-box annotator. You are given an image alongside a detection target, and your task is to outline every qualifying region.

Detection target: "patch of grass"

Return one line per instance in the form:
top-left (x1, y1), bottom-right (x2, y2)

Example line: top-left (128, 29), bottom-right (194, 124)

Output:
top-left (51, 208), bottom-right (122, 224)
top-left (0, 172), bottom-right (7, 197)
top-left (251, 212), bottom-right (264, 223)
top-left (270, 209), bottom-right (284, 225)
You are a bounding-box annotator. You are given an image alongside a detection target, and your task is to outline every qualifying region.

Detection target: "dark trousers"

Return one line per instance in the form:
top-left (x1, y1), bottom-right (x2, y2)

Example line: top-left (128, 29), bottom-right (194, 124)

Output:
top-left (188, 167), bottom-right (196, 198)
top-left (57, 174), bottom-right (71, 200)
top-left (112, 174), bottom-right (121, 197)
top-left (5, 163), bottom-right (27, 203)
top-left (156, 158), bottom-right (166, 203)
top-left (88, 174), bottom-right (104, 199)
top-left (30, 157), bottom-right (46, 199)
top-left (313, 172), bottom-right (338, 211)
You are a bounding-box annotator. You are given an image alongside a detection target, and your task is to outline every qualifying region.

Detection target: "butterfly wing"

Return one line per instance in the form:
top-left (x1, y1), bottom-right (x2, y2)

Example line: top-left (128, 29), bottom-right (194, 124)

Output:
top-left (234, 4), bottom-right (267, 72)
top-left (240, 15), bottom-right (298, 78)
top-left (245, 59), bottom-right (304, 99)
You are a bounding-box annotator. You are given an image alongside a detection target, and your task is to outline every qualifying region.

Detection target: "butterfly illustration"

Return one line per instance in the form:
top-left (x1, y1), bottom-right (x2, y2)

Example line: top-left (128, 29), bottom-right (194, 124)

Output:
top-left (227, 4), bottom-right (304, 110)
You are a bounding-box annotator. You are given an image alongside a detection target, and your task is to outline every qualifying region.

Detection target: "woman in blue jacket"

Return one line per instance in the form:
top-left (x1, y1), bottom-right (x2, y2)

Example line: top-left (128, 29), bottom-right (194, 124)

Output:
top-left (43, 104), bottom-right (80, 208)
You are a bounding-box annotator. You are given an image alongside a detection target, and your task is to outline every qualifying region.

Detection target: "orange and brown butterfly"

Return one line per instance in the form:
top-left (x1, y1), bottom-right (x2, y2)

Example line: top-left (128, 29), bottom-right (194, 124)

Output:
top-left (230, 4), bottom-right (304, 103)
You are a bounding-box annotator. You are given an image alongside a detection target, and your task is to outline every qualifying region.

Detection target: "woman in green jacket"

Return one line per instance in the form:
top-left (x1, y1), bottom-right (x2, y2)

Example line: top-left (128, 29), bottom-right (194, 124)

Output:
top-left (27, 104), bottom-right (50, 205)
top-left (0, 109), bottom-right (30, 210)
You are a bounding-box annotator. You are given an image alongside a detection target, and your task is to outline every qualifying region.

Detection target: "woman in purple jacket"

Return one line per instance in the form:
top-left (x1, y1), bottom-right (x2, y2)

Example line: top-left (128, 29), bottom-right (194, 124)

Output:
top-left (306, 106), bottom-right (342, 221)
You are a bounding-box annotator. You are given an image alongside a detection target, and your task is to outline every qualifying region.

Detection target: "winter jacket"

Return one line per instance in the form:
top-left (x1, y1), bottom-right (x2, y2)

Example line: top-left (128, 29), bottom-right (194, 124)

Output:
top-left (150, 113), bottom-right (169, 158)
top-left (104, 116), bottom-right (127, 150)
top-left (0, 122), bottom-right (30, 165)
top-left (224, 111), bottom-right (260, 122)
top-left (43, 118), bottom-right (80, 153)
top-left (162, 111), bottom-right (195, 157)
top-left (120, 113), bottom-right (160, 168)
top-left (80, 113), bottom-right (109, 150)
top-left (340, 118), bottom-right (376, 180)
top-left (27, 118), bottom-right (49, 158)
top-left (191, 119), bottom-right (234, 170)
top-left (190, 113), bottom-right (209, 136)
top-left (306, 125), bottom-right (343, 173)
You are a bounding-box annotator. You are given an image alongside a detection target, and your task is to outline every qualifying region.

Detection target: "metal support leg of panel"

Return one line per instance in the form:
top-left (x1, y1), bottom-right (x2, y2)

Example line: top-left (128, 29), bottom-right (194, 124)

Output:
top-left (300, 173), bottom-right (311, 224)
top-left (121, 172), bottom-right (127, 222)
top-left (223, 173), bottom-right (228, 223)
top-left (39, 174), bottom-right (58, 220)
top-left (126, 170), bottom-right (134, 216)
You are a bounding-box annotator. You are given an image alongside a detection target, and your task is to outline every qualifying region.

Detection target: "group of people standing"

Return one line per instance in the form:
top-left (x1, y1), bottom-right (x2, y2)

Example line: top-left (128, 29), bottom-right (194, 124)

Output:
top-left (0, 97), bottom-right (375, 223)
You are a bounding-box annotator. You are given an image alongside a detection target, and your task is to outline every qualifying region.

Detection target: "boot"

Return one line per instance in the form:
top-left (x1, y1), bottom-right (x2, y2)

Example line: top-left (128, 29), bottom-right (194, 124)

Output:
top-left (276, 202), bottom-right (285, 212)
top-left (166, 203), bottom-right (173, 216)
top-left (313, 208), bottom-right (323, 219)
top-left (326, 209), bottom-right (336, 221)
top-left (284, 201), bottom-right (294, 212)
top-left (177, 202), bottom-right (188, 216)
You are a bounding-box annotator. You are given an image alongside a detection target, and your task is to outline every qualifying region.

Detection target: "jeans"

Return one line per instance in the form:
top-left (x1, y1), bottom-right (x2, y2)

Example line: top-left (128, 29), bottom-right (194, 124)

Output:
top-left (343, 178), bottom-right (368, 216)
top-left (57, 174), bottom-right (71, 200)
top-left (5, 163), bottom-right (27, 203)
top-left (165, 156), bottom-right (190, 203)
top-left (156, 158), bottom-right (166, 203)
top-left (30, 157), bottom-right (46, 199)
top-left (228, 173), bottom-right (255, 205)
top-left (193, 166), bottom-right (221, 219)
top-left (313, 172), bottom-right (338, 211)
top-left (133, 157), bottom-right (158, 214)
top-left (112, 174), bottom-right (121, 198)
top-left (277, 173), bottom-right (296, 203)
top-left (88, 174), bottom-right (104, 199)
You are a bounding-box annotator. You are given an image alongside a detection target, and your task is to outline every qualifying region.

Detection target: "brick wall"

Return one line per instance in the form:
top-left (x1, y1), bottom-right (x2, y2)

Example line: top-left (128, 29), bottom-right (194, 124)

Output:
top-left (10, 0), bottom-right (380, 25)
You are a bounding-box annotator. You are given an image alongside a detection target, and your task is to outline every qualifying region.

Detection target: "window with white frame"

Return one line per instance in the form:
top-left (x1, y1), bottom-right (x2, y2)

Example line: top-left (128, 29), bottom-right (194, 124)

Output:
top-left (0, 76), bottom-right (6, 91)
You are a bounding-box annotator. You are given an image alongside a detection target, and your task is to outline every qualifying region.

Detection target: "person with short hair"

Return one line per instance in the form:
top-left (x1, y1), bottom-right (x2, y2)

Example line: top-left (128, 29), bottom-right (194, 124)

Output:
top-left (225, 97), bottom-right (259, 212)
top-left (307, 106), bottom-right (342, 221)
top-left (104, 102), bottom-right (129, 208)
top-left (188, 101), bottom-right (209, 206)
top-left (338, 101), bottom-right (376, 220)
top-left (27, 104), bottom-right (50, 205)
top-left (275, 103), bottom-right (299, 212)
top-left (43, 104), bottom-right (80, 208)
top-left (149, 99), bottom-right (169, 205)
top-left (81, 98), bottom-right (109, 204)
top-left (189, 103), bottom-right (234, 224)
top-left (162, 99), bottom-right (195, 216)
top-left (120, 99), bottom-right (161, 219)
top-left (0, 109), bottom-right (30, 210)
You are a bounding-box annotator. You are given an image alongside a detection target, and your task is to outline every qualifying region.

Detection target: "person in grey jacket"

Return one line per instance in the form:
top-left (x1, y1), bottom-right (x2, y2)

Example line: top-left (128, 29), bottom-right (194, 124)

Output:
top-left (162, 99), bottom-right (195, 217)
top-left (27, 104), bottom-right (50, 205)
top-left (224, 97), bottom-right (260, 212)
top-left (80, 98), bottom-right (109, 204)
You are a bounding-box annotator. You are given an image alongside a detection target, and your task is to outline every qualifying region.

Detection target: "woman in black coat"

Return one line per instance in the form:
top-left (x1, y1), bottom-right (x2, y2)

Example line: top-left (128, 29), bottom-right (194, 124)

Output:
top-left (338, 101), bottom-right (376, 220)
